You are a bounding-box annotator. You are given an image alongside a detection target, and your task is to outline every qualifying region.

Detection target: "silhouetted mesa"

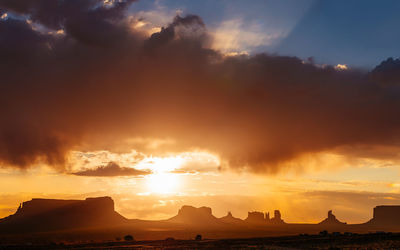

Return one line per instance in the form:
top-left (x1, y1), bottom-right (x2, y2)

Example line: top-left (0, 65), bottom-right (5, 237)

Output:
top-left (0, 197), bottom-right (127, 233)
top-left (245, 211), bottom-right (266, 224)
top-left (245, 210), bottom-right (285, 224)
top-left (168, 205), bottom-right (220, 226)
top-left (368, 205), bottom-right (400, 227)
top-left (3, 196), bottom-right (400, 241)
top-left (318, 210), bottom-right (346, 226)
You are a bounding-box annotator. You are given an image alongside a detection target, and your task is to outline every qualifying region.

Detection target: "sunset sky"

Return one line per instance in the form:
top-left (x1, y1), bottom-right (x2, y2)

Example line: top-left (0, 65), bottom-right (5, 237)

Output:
top-left (1, 0), bottom-right (400, 224)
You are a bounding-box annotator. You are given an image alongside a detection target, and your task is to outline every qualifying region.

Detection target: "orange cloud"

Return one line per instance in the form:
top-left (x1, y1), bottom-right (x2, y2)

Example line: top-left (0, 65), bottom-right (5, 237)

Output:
top-left (72, 162), bottom-right (151, 177)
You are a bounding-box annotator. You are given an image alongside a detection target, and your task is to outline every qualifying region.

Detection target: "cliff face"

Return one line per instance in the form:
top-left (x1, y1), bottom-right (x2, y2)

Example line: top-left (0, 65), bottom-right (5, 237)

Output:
top-left (369, 205), bottom-right (400, 226)
top-left (0, 197), bottom-right (127, 234)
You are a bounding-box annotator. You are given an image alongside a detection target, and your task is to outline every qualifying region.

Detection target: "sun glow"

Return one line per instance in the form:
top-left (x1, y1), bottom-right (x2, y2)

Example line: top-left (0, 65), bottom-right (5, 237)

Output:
top-left (148, 156), bottom-right (184, 173)
top-left (146, 172), bottom-right (179, 194)
top-left (144, 156), bottom-right (184, 194)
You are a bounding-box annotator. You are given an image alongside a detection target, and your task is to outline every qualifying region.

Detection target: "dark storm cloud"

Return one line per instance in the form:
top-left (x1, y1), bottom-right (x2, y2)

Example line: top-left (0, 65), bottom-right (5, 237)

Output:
top-left (371, 57), bottom-right (400, 86)
top-left (144, 14), bottom-right (210, 58)
top-left (72, 162), bottom-right (150, 177)
top-left (0, 0), bottom-right (136, 47)
top-left (1, 0), bottom-right (400, 173)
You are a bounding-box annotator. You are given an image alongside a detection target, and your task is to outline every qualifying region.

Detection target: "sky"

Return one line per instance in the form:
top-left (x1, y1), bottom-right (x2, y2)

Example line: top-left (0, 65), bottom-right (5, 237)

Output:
top-left (1, 0), bottom-right (400, 224)
top-left (131, 0), bottom-right (400, 68)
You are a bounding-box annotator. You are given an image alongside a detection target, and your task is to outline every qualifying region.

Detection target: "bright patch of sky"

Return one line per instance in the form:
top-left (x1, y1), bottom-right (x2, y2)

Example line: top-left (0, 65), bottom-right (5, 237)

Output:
top-left (129, 0), bottom-right (313, 54)
top-left (129, 0), bottom-right (400, 68)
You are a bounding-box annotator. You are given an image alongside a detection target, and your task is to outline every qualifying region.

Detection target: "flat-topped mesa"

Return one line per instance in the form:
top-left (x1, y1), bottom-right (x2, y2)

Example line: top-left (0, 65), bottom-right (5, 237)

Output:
top-left (318, 210), bottom-right (346, 226)
top-left (169, 205), bottom-right (219, 225)
top-left (178, 205), bottom-right (212, 217)
top-left (14, 197), bottom-right (115, 218)
top-left (245, 211), bottom-right (265, 224)
top-left (1, 197), bottom-right (126, 233)
top-left (369, 205), bottom-right (400, 226)
top-left (14, 199), bottom-right (80, 217)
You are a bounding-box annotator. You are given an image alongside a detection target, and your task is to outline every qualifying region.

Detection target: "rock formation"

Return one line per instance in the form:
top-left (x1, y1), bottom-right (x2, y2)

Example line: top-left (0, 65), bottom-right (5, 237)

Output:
top-left (3, 196), bottom-right (400, 240)
top-left (168, 205), bottom-right (219, 226)
top-left (0, 197), bottom-right (127, 233)
top-left (368, 205), bottom-right (400, 227)
top-left (244, 210), bottom-right (285, 224)
top-left (270, 210), bottom-right (285, 224)
top-left (219, 211), bottom-right (243, 224)
top-left (318, 210), bottom-right (346, 225)
top-left (245, 211), bottom-right (266, 224)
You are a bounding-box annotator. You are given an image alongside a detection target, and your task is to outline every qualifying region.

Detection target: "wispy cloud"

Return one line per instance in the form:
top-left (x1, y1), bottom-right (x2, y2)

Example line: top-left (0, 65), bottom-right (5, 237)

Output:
top-left (211, 18), bottom-right (285, 54)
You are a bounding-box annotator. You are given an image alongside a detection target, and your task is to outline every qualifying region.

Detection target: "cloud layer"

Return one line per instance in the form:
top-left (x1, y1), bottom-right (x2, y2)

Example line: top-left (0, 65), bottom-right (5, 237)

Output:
top-left (1, 0), bottom-right (400, 173)
top-left (72, 162), bottom-right (150, 177)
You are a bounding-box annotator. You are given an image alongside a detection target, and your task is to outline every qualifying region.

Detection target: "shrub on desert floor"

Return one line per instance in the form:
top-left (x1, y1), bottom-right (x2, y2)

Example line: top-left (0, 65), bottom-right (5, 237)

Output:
top-left (124, 235), bottom-right (134, 241)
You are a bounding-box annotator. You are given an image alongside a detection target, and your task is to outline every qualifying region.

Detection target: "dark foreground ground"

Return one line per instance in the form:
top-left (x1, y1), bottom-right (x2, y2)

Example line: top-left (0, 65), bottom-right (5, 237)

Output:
top-left (1, 232), bottom-right (400, 250)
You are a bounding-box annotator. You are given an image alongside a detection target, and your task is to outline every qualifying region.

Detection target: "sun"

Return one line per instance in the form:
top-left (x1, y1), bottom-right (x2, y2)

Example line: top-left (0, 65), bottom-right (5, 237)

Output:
top-left (146, 172), bottom-right (179, 194)
top-left (144, 156), bottom-right (184, 194)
